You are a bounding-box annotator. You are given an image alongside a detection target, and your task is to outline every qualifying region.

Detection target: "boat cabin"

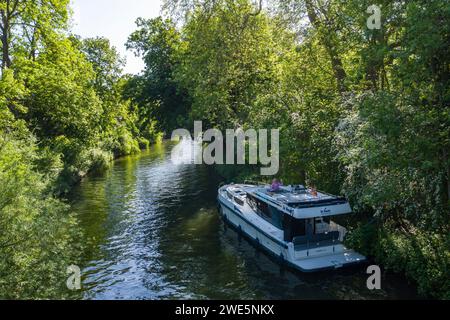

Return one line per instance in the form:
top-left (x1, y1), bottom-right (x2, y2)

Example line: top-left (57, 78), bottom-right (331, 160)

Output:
top-left (227, 184), bottom-right (350, 247)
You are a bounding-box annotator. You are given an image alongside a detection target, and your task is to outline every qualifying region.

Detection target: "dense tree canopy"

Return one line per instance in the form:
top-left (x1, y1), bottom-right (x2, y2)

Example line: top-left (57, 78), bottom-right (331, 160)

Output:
top-left (126, 17), bottom-right (189, 134)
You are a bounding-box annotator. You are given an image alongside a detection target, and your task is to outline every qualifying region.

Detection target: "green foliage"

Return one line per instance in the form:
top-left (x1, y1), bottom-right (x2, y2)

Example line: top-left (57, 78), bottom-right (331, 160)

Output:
top-left (79, 37), bottom-right (149, 157)
top-left (177, 0), bottom-right (282, 129)
top-left (19, 37), bottom-right (102, 143)
top-left (117, 130), bottom-right (141, 156)
top-left (0, 110), bottom-right (81, 299)
top-left (377, 230), bottom-right (449, 299)
top-left (80, 37), bottom-right (125, 97)
top-left (126, 17), bottom-right (190, 134)
top-left (0, 0), bottom-right (71, 72)
top-left (137, 137), bottom-right (151, 150)
top-left (346, 222), bottom-right (450, 299)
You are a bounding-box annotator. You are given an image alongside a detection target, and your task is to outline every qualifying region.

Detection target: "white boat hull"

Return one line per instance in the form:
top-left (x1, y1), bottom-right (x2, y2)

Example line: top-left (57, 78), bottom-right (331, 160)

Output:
top-left (218, 192), bottom-right (366, 272)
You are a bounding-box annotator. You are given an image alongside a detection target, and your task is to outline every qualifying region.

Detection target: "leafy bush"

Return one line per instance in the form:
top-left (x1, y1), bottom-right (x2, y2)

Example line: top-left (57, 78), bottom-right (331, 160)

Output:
top-left (138, 137), bottom-right (150, 150)
top-left (86, 148), bottom-right (113, 174)
top-left (117, 131), bottom-right (140, 156)
top-left (347, 222), bottom-right (450, 299)
top-left (0, 127), bottom-right (81, 299)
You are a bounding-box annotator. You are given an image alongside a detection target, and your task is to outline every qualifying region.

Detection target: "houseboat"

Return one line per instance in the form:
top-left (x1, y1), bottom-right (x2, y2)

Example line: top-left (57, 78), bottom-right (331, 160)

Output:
top-left (217, 183), bottom-right (366, 272)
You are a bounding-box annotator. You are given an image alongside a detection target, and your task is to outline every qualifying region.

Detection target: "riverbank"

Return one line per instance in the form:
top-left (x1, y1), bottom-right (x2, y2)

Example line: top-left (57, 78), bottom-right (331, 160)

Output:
top-left (56, 134), bottom-right (164, 196)
top-left (346, 220), bottom-right (449, 299)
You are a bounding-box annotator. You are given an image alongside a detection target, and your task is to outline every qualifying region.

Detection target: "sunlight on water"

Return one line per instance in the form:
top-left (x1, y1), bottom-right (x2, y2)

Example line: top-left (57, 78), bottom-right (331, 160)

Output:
top-left (170, 137), bottom-right (202, 165)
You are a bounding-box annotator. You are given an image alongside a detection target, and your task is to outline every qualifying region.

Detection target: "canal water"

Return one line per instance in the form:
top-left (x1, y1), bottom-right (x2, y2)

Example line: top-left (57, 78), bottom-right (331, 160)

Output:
top-left (70, 141), bottom-right (418, 300)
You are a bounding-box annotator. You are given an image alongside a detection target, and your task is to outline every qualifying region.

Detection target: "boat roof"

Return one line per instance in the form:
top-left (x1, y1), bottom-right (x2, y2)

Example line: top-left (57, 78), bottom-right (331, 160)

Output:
top-left (255, 186), bottom-right (335, 204)
top-left (225, 184), bottom-right (352, 218)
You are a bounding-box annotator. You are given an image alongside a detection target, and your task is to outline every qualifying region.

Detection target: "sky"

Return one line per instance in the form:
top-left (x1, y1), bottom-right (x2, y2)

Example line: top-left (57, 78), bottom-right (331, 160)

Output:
top-left (71, 0), bottom-right (163, 74)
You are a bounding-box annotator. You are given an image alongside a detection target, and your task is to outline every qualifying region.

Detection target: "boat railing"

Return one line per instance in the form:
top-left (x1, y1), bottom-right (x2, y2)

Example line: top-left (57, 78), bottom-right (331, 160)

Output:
top-left (329, 221), bottom-right (347, 241)
top-left (293, 231), bottom-right (343, 253)
top-left (244, 180), bottom-right (267, 186)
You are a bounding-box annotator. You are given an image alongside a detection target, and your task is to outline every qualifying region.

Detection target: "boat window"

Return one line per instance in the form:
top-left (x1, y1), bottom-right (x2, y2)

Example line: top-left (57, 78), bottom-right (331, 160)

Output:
top-left (288, 197), bottom-right (347, 208)
top-left (256, 199), bottom-right (271, 221)
top-left (269, 205), bottom-right (284, 230)
top-left (246, 194), bottom-right (283, 230)
top-left (315, 216), bottom-right (331, 234)
top-left (292, 219), bottom-right (306, 237)
top-left (247, 194), bottom-right (258, 212)
top-left (283, 216), bottom-right (306, 241)
top-left (306, 218), bottom-right (314, 236)
top-left (234, 196), bottom-right (244, 206)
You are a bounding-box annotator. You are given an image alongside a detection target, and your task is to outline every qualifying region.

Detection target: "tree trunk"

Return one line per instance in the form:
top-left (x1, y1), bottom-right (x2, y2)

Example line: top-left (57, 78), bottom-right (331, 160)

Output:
top-left (304, 0), bottom-right (347, 93)
top-left (28, 26), bottom-right (38, 61)
top-left (444, 148), bottom-right (450, 207)
top-left (1, 31), bottom-right (10, 70)
top-left (1, 7), bottom-right (11, 70)
top-left (447, 165), bottom-right (450, 206)
top-left (325, 44), bottom-right (347, 93)
top-left (299, 169), bottom-right (306, 185)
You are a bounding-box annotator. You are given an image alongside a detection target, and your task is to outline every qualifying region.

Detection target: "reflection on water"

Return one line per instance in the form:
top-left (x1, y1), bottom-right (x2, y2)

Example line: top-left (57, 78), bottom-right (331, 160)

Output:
top-left (70, 141), bottom-right (418, 300)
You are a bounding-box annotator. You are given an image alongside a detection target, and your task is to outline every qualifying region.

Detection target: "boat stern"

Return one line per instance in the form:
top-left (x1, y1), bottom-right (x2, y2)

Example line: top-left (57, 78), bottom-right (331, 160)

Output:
top-left (291, 249), bottom-right (367, 272)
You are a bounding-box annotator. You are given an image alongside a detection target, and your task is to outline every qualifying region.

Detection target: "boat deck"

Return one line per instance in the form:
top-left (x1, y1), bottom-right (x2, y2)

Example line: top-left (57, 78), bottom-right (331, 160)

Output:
top-left (256, 187), bottom-right (334, 205)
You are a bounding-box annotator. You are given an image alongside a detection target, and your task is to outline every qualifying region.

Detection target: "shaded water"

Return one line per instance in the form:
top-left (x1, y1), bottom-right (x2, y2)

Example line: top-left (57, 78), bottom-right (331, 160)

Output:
top-left (70, 141), bottom-right (418, 300)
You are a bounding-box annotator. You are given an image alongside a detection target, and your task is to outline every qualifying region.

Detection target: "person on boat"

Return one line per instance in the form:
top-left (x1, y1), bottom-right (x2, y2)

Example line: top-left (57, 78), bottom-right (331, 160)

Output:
top-left (269, 179), bottom-right (282, 192)
top-left (310, 185), bottom-right (318, 197)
